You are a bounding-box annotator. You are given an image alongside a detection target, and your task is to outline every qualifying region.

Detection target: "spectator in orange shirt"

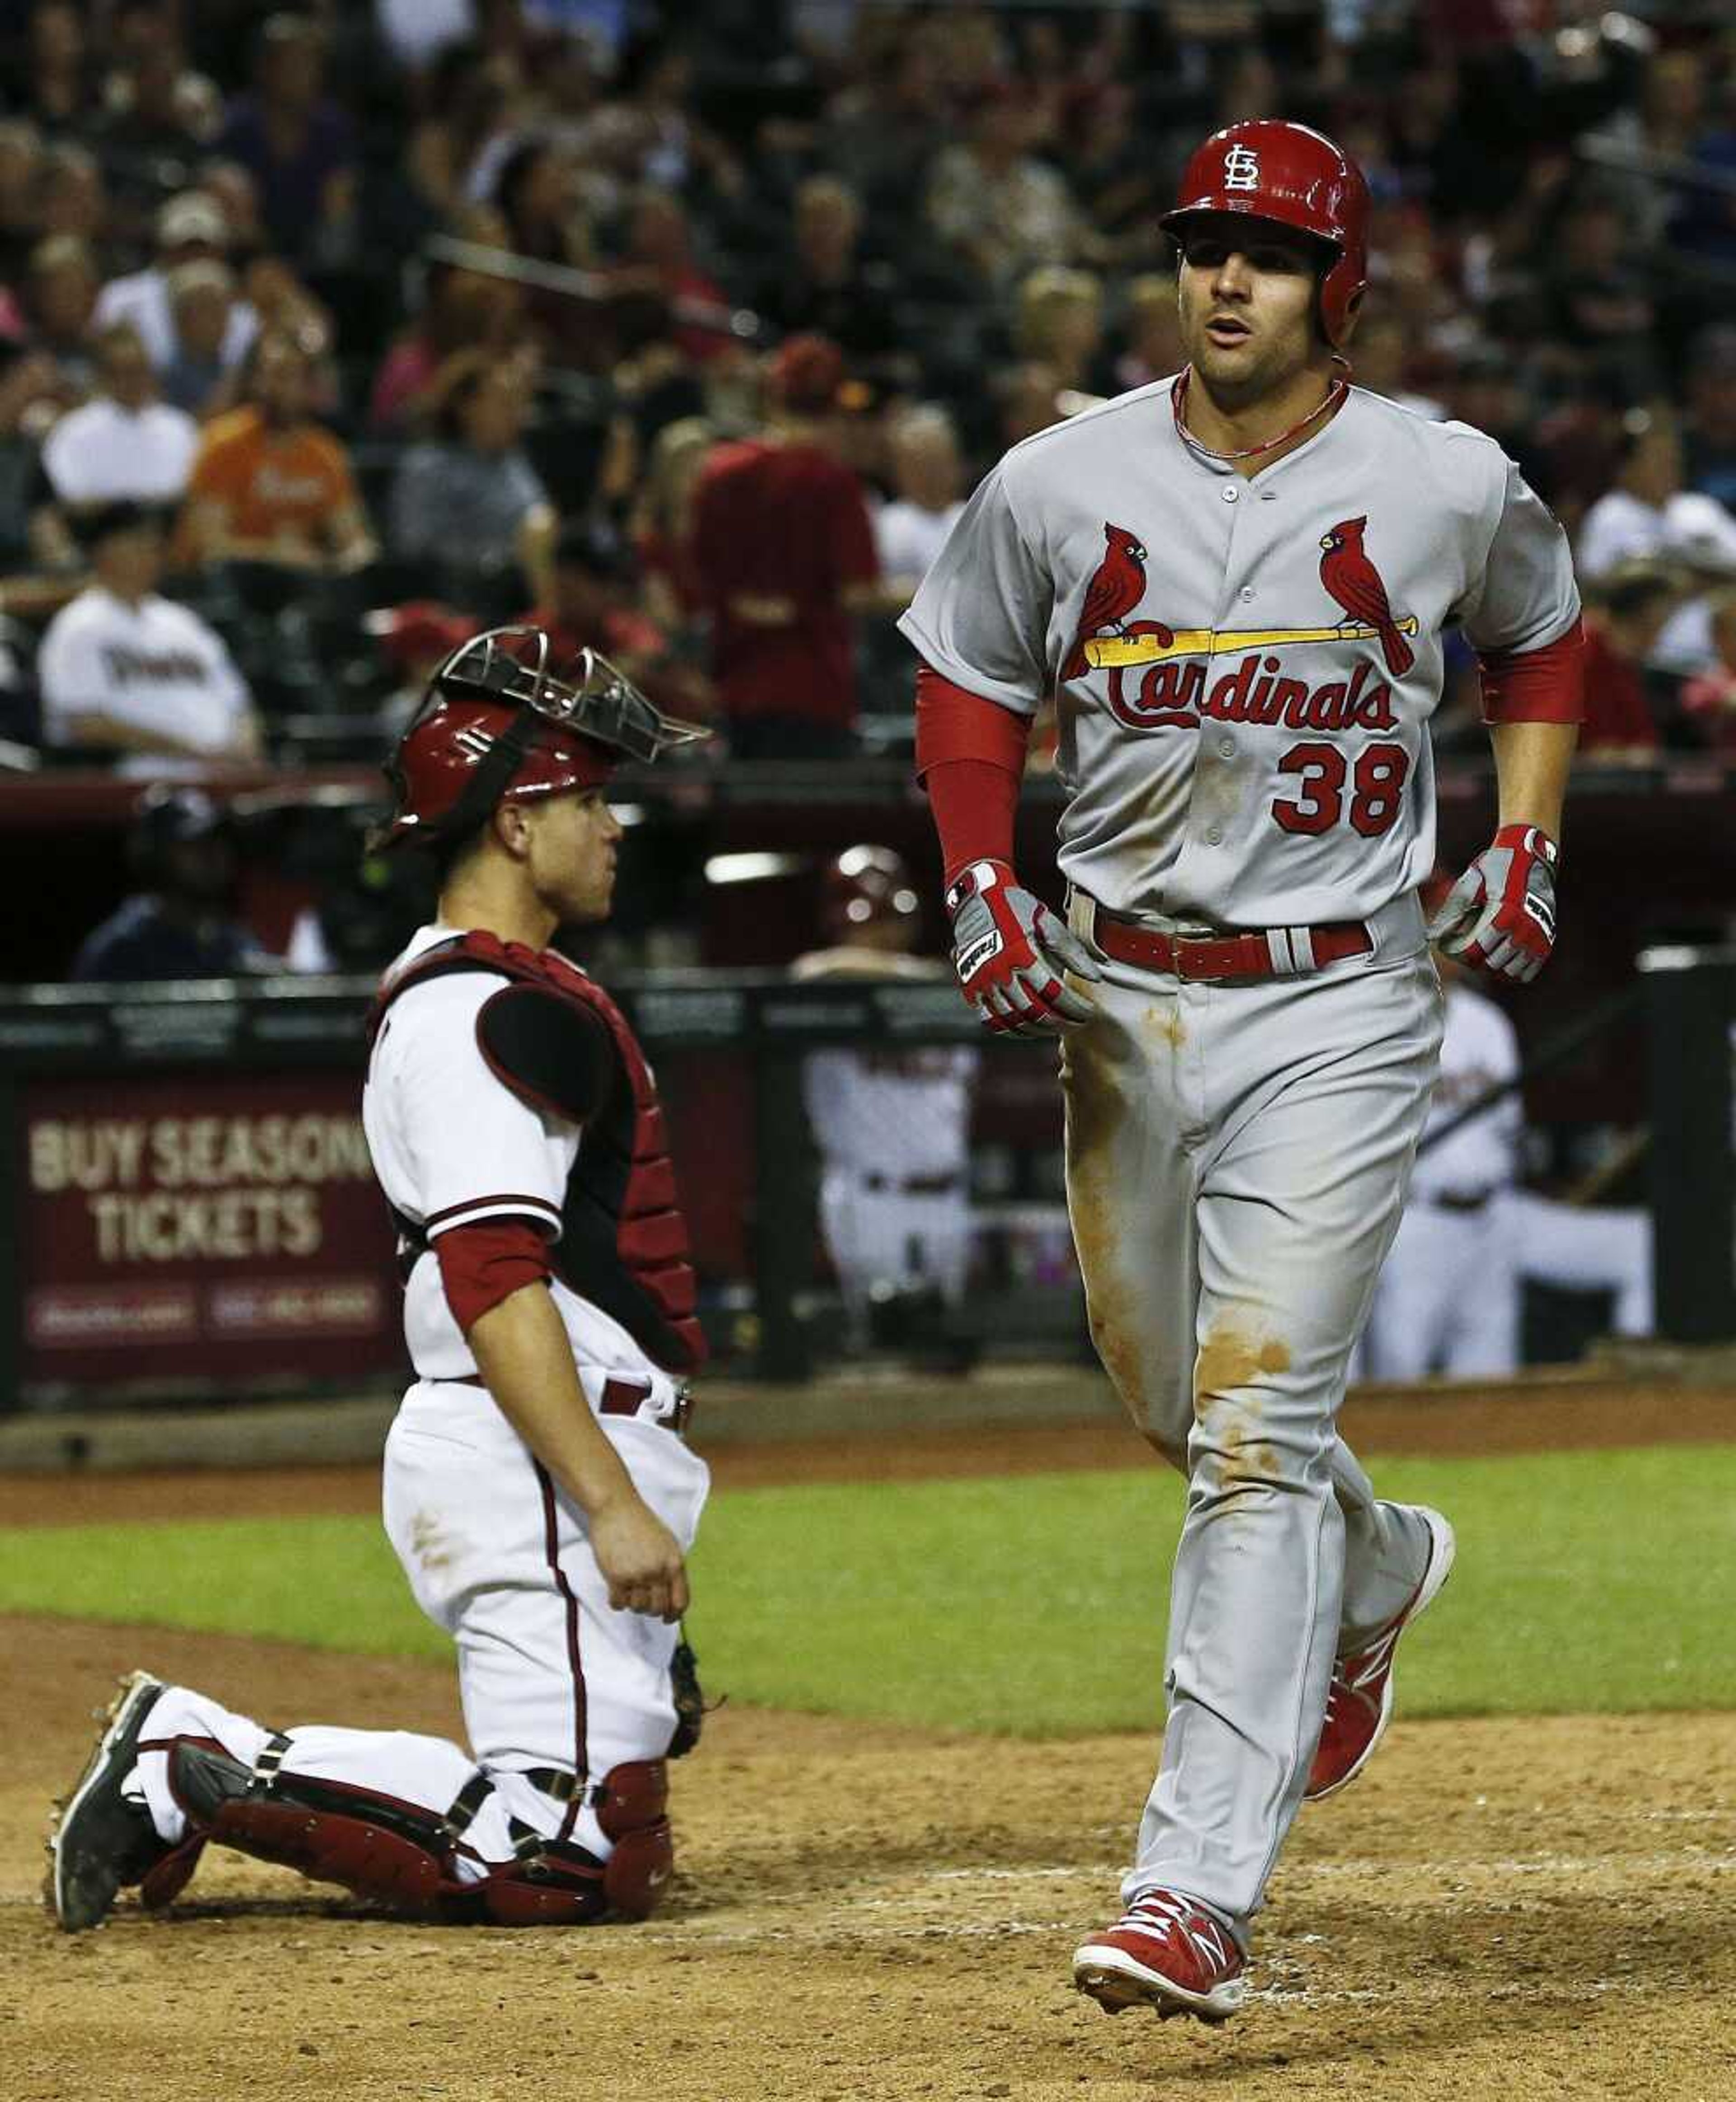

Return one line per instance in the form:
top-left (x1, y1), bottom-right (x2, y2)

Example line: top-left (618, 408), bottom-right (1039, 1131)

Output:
top-left (179, 328), bottom-right (375, 574)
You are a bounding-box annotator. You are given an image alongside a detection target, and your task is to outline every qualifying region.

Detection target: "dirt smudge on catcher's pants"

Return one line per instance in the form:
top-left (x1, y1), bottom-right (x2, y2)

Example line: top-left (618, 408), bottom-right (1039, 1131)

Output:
top-left (408, 1511), bottom-right (458, 1575)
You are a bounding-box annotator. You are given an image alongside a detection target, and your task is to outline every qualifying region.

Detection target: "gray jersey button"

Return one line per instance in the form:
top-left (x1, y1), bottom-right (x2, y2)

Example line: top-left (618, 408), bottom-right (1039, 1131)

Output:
top-left (1222, 485), bottom-right (1240, 503)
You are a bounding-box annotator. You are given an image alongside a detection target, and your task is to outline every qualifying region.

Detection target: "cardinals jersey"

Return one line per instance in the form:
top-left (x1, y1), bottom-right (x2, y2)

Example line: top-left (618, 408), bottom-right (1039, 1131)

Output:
top-left (900, 379), bottom-right (1580, 927)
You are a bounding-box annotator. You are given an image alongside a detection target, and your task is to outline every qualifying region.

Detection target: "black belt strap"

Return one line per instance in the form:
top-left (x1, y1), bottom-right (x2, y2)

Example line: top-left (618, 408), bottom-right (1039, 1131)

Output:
top-left (443, 1765), bottom-right (580, 1857)
top-left (250, 1731), bottom-right (292, 1794)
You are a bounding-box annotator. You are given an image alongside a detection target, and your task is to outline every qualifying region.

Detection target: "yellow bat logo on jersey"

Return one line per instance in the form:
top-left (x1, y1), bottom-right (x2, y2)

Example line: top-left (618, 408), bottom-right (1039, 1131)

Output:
top-left (1084, 617), bottom-right (1420, 670)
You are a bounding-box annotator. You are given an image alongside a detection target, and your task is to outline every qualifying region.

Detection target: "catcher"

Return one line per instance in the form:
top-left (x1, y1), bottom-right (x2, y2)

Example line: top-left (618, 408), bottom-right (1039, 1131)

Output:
top-left (48, 630), bottom-right (714, 1931)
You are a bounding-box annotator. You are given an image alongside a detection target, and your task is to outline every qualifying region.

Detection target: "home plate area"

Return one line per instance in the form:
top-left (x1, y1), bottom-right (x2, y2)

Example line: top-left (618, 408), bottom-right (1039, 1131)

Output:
top-left (6, 1613), bottom-right (1733, 2102)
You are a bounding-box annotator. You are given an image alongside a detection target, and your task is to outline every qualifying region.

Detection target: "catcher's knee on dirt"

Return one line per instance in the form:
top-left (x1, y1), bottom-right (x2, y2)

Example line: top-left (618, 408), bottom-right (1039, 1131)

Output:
top-left (162, 1738), bottom-right (671, 1925)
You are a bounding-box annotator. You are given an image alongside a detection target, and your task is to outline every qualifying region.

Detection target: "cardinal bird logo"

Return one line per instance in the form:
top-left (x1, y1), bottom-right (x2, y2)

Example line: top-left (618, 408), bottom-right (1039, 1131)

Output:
top-left (1062, 523), bottom-right (1165, 681)
top-left (1319, 518), bottom-right (1414, 678)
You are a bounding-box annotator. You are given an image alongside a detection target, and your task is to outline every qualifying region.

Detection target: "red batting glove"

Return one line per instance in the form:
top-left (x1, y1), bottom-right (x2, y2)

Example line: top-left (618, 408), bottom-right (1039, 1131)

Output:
top-left (1427, 824), bottom-right (1560, 985)
top-left (944, 858), bottom-right (1102, 1037)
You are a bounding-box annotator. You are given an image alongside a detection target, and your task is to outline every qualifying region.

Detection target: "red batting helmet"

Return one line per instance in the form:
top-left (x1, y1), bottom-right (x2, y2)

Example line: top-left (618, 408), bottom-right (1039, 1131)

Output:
top-left (824, 844), bottom-right (919, 936)
top-left (1160, 119), bottom-right (1370, 348)
top-left (379, 625), bottom-right (709, 851)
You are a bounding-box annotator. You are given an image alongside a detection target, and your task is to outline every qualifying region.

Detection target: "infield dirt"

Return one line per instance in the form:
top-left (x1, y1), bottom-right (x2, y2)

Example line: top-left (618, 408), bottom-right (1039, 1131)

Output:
top-left (6, 1420), bottom-right (1736, 2101)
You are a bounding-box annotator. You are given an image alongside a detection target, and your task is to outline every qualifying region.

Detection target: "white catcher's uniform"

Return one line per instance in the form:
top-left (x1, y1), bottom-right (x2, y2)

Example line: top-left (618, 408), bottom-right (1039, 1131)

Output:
top-left (1363, 982), bottom-right (1523, 1379)
top-left (137, 925), bottom-right (709, 1879)
top-left (902, 379), bottom-right (1579, 1935)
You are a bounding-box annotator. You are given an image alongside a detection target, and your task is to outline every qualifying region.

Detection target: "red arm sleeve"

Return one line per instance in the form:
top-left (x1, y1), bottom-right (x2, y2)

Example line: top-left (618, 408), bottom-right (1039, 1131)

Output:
top-left (435, 1218), bottom-right (554, 1334)
top-left (1477, 620), bottom-right (1585, 726)
top-left (914, 666), bottom-right (1032, 885)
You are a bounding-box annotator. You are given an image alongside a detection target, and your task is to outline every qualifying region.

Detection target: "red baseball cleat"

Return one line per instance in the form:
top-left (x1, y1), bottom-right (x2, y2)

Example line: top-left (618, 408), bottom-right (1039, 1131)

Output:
top-left (1307, 1505), bottom-right (1456, 1802)
top-left (1072, 1888), bottom-right (1247, 2022)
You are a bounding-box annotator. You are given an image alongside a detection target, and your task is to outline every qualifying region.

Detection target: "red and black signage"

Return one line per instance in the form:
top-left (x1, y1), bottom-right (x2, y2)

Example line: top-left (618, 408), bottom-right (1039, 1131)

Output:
top-left (19, 1071), bottom-right (401, 1390)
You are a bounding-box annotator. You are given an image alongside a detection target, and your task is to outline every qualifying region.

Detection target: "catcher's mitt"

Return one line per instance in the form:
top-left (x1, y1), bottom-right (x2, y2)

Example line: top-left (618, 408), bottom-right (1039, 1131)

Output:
top-left (668, 1634), bottom-right (714, 1758)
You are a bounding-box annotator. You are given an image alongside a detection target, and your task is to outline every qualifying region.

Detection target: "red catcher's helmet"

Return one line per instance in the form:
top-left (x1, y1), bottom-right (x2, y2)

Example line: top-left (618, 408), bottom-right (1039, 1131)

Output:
top-left (1160, 120), bottom-right (1369, 349)
top-left (824, 844), bottom-right (919, 937)
top-left (379, 626), bottom-right (708, 851)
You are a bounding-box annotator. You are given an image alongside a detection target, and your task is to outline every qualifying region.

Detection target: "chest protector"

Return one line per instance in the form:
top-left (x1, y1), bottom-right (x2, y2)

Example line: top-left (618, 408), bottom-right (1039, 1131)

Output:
top-left (371, 932), bottom-right (707, 1375)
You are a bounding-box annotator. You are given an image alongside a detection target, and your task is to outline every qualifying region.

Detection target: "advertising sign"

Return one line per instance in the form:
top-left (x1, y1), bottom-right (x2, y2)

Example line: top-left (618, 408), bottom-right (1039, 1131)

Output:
top-left (19, 1071), bottom-right (403, 1392)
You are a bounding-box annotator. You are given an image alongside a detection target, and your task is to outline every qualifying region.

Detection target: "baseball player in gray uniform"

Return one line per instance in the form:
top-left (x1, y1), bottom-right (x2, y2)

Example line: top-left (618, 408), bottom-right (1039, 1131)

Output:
top-left (901, 121), bottom-right (1583, 2021)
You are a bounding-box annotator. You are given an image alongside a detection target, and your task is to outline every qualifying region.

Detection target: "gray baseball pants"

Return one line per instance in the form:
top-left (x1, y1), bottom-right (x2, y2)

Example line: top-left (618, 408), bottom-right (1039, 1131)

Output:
top-left (1061, 890), bottom-right (1444, 1937)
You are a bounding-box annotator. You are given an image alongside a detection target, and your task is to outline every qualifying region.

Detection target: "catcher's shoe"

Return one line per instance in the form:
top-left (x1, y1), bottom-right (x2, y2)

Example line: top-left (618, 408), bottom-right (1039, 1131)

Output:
top-left (1307, 1504), bottom-right (1456, 1803)
top-left (46, 1671), bottom-right (171, 1931)
top-left (1072, 1889), bottom-right (1247, 2023)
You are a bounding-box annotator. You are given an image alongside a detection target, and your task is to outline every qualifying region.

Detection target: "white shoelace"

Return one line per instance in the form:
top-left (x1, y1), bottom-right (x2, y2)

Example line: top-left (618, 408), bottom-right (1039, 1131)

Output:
top-left (1113, 1893), bottom-right (1235, 1971)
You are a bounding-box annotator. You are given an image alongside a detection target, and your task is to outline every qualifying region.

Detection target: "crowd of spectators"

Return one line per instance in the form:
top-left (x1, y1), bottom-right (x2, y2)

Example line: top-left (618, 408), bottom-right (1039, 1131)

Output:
top-left (2, 0), bottom-right (1736, 965)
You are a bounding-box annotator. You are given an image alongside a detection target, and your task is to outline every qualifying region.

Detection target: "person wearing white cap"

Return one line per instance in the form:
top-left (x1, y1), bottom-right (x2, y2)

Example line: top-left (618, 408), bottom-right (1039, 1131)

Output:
top-left (92, 191), bottom-right (259, 375)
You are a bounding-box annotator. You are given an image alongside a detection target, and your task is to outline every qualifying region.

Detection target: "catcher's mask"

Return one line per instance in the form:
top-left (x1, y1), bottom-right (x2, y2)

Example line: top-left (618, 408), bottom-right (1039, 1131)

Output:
top-left (377, 625), bottom-right (708, 852)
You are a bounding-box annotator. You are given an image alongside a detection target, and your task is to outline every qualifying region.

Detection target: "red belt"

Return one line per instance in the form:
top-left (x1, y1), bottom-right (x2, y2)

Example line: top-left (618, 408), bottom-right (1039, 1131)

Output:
top-left (1092, 909), bottom-right (1372, 982)
top-left (450, 1371), bottom-right (692, 1434)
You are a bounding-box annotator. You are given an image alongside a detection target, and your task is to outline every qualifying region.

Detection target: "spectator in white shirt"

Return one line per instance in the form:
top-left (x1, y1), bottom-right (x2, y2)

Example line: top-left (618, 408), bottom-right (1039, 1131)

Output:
top-left (40, 322), bottom-right (198, 507)
top-left (39, 500), bottom-right (261, 777)
top-left (93, 190), bottom-right (258, 375)
top-left (1577, 409), bottom-right (1736, 583)
top-left (872, 405), bottom-right (966, 603)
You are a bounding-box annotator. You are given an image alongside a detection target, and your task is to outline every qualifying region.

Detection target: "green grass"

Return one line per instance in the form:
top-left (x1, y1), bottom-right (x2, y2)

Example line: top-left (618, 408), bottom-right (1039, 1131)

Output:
top-left (3, 1447), bottom-right (1733, 1735)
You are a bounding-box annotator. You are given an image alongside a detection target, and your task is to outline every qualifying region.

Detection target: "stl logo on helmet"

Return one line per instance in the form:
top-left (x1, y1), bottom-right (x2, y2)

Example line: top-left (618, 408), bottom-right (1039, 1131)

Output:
top-left (1222, 144), bottom-right (1261, 190)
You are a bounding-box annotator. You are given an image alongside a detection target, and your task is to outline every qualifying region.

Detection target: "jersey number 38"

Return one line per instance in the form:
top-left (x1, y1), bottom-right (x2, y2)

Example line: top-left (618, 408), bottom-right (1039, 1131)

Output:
top-left (1272, 741), bottom-right (1410, 839)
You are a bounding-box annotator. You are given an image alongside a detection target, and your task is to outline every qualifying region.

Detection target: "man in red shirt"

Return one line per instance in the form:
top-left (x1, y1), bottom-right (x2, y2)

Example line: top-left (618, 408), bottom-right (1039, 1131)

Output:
top-left (688, 333), bottom-right (882, 759)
